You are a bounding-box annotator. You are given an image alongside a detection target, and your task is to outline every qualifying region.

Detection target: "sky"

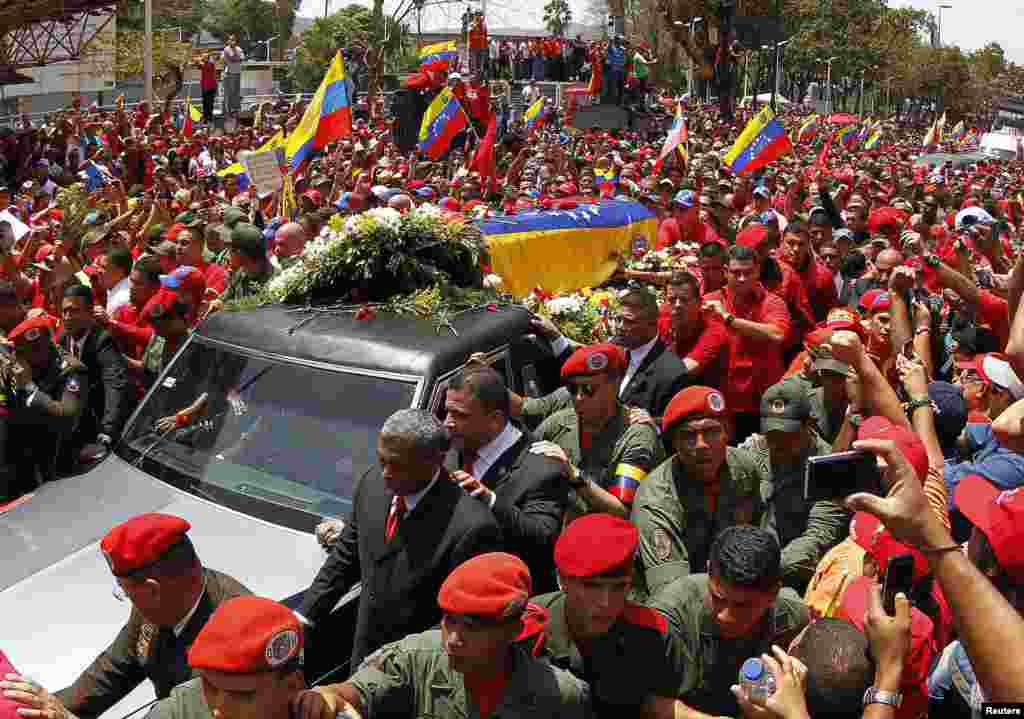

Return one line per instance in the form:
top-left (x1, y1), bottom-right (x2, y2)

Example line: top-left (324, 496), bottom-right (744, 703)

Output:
top-left (296, 0), bottom-right (1024, 66)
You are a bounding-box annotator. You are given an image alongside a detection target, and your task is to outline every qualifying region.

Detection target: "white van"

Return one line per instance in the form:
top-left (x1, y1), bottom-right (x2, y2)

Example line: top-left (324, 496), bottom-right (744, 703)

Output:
top-left (979, 131), bottom-right (1020, 161)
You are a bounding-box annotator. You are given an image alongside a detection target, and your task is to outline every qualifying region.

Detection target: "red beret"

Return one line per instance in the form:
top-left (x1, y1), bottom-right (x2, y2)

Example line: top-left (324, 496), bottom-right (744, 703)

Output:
top-left (736, 224), bottom-right (768, 249)
top-left (554, 514), bottom-right (638, 577)
top-left (857, 416), bottom-right (928, 482)
top-left (437, 553), bottom-right (531, 620)
top-left (8, 315), bottom-right (55, 343)
top-left (188, 596), bottom-right (303, 673)
top-left (662, 385), bottom-right (727, 434)
top-left (100, 513), bottom-right (191, 576)
top-left (560, 343), bottom-right (627, 380)
top-left (142, 288), bottom-right (181, 321)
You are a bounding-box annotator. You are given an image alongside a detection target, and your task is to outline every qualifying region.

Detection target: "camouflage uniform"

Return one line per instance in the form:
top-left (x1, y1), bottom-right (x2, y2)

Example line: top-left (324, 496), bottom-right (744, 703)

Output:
top-left (630, 448), bottom-right (765, 598)
top-left (527, 591), bottom-right (677, 715)
top-left (343, 629), bottom-right (594, 719)
top-left (647, 573), bottom-right (810, 718)
top-left (56, 569), bottom-right (251, 719)
top-left (220, 266), bottom-right (277, 303)
top-left (533, 404), bottom-right (661, 520)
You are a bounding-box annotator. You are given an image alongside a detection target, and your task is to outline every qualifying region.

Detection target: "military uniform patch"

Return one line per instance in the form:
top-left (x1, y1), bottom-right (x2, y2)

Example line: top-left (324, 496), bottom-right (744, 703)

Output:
top-left (137, 623), bottom-right (156, 659)
top-left (586, 353), bottom-right (609, 371)
top-left (264, 629), bottom-right (300, 667)
top-left (653, 528), bottom-right (672, 562)
top-left (770, 399), bottom-right (786, 414)
top-left (707, 392), bottom-right (725, 413)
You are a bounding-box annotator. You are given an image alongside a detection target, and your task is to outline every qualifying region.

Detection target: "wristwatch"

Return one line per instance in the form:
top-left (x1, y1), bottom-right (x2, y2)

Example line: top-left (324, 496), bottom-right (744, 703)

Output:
top-left (924, 254), bottom-right (941, 268)
top-left (863, 688), bottom-right (902, 708)
top-left (725, 313), bottom-right (736, 327)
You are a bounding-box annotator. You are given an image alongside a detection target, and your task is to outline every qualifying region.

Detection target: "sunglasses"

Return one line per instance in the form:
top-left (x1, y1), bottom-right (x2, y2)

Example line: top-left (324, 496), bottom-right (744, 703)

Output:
top-left (567, 382), bottom-right (604, 398)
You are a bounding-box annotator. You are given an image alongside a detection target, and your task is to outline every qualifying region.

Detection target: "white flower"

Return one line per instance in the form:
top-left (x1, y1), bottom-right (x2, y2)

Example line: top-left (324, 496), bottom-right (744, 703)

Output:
top-left (483, 274), bottom-right (503, 290)
top-left (547, 296), bottom-right (582, 316)
top-left (344, 215), bottom-right (362, 236)
top-left (366, 207), bottom-right (402, 230)
top-left (413, 204), bottom-right (443, 219)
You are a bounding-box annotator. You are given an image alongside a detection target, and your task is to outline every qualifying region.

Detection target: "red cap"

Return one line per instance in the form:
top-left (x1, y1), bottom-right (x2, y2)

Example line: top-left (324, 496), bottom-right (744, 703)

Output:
top-left (850, 511), bottom-right (881, 546)
top-left (7, 315), bottom-right (55, 343)
top-left (302, 189), bottom-right (322, 205)
top-left (662, 386), bottom-right (727, 434)
top-left (560, 343), bottom-right (627, 380)
top-left (955, 476), bottom-right (1024, 582)
top-left (188, 596), bottom-right (303, 673)
top-left (857, 416), bottom-right (928, 482)
top-left (851, 517), bottom-right (930, 582)
top-left (858, 289), bottom-right (891, 313)
top-left (554, 514), bottom-right (639, 577)
top-left (437, 553), bottom-right (531, 620)
top-left (0, 650), bottom-right (21, 719)
top-left (100, 513), bottom-right (191, 576)
top-left (34, 245), bottom-right (54, 263)
top-left (142, 288), bottom-right (181, 321)
top-left (736, 224), bottom-right (768, 249)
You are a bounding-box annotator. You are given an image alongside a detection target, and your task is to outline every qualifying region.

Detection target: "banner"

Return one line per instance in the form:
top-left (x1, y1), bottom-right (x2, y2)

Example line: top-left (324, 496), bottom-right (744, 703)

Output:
top-left (240, 147), bottom-right (287, 193)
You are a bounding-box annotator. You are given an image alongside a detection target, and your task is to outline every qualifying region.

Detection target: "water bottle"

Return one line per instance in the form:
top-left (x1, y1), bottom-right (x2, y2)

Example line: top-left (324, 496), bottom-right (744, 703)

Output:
top-left (738, 657), bottom-right (776, 701)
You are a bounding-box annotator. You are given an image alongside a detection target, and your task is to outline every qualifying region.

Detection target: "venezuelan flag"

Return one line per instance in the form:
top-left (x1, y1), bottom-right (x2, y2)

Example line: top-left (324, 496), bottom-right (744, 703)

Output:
top-left (286, 51), bottom-right (353, 171)
top-left (723, 106), bottom-right (793, 175)
top-left (418, 87), bottom-right (468, 160)
top-left (420, 40), bottom-right (458, 71)
top-left (655, 103), bottom-right (688, 171)
top-left (218, 130), bottom-right (286, 178)
top-left (796, 114), bottom-right (818, 143)
top-left (595, 166), bottom-right (618, 195)
top-left (864, 129), bottom-right (882, 150)
top-left (836, 125), bottom-right (858, 149)
top-left (524, 97), bottom-right (546, 132)
top-left (922, 121), bottom-right (938, 147)
top-left (951, 120), bottom-right (966, 142)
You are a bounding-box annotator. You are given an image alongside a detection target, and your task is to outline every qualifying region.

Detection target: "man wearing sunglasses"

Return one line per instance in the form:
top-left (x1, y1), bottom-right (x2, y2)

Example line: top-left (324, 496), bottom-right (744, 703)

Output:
top-left (531, 343), bottom-right (661, 521)
top-left (2, 513), bottom-right (249, 719)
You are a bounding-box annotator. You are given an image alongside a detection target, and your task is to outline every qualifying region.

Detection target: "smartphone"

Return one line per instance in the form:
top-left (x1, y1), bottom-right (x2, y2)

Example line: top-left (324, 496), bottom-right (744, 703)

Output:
top-left (882, 553), bottom-right (916, 614)
top-left (522, 363), bottom-right (541, 398)
top-left (804, 450), bottom-right (882, 502)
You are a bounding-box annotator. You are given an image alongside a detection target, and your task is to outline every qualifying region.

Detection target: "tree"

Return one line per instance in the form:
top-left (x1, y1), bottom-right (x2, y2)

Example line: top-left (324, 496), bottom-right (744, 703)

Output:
top-left (201, 0), bottom-right (292, 56)
top-left (544, 0), bottom-right (573, 37)
top-left (83, 31), bottom-right (193, 82)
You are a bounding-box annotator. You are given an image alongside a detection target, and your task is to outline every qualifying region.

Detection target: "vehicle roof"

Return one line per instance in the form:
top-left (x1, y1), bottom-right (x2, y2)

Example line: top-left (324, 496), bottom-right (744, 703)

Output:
top-left (198, 303), bottom-right (534, 378)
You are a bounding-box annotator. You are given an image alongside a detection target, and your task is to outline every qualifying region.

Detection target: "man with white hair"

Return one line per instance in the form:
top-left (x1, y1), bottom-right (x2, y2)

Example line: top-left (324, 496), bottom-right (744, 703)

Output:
top-left (299, 409), bottom-right (504, 670)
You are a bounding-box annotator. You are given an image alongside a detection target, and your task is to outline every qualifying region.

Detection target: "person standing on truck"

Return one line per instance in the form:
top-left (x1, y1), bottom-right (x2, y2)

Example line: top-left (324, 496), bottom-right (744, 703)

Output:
top-left (0, 514), bottom-right (251, 719)
top-left (221, 36), bottom-right (245, 118)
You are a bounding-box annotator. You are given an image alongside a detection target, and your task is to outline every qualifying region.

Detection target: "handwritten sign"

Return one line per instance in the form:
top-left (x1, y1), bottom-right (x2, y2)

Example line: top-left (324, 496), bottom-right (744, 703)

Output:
top-left (239, 146), bottom-right (286, 193)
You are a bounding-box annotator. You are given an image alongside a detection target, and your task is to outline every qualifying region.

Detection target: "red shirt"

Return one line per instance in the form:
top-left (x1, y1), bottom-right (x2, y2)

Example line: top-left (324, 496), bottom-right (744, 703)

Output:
top-left (200, 61), bottom-right (217, 91)
top-left (656, 217), bottom-right (681, 249)
top-left (658, 311), bottom-right (728, 389)
top-left (110, 303), bottom-right (154, 360)
top-left (463, 671), bottom-right (509, 719)
top-left (977, 288), bottom-right (1009, 349)
top-left (195, 258), bottom-right (228, 298)
top-left (704, 284), bottom-right (791, 413)
top-left (795, 258), bottom-right (838, 322)
top-left (763, 263), bottom-right (815, 346)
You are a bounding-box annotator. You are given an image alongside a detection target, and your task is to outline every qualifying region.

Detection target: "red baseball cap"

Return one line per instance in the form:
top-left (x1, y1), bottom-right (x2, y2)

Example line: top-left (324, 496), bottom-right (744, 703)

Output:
top-left (857, 416), bottom-right (929, 482)
top-left (438, 553), bottom-right (531, 620)
top-left (100, 513), bottom-right (191, 577)
top-left (955, 475), bottom-right (1024, 582)
top-left (188, 596), bottom-right (303, 673)
top-left (554, 514), bottom-right (638, 577)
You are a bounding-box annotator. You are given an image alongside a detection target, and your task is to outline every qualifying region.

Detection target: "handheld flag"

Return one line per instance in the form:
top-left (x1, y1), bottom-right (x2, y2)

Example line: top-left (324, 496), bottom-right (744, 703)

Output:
top-left (723, 106), bottom-right (793, 175)
top-left (951, 120), bottom-right (966, 143)
top-left (83, 160), bottom-right (108, 193)
top-left (595, 166), bottom-right (618, 196)
top-left (937, 112), bottom-right (947, 140)
top-left (864, 128), bottom-right (882, 150)
top-left (183, 100), bottom-right (200, 138)
top-left (524, 97), bottom-right (546, 133)
top-left (285, 51), bottom-right (353, 172)
top-left (418, 87), bottom-right (468, 160)
top-left (420, 41), bottom-right (458, 72)
top-left (654, 103), bottom-right (688, 172)
top-left (472, 114), bottom-right (498, 193)
top-left (796, 115), bottom-right (818, 143)
top-left (836, 125), bottom-right (858, 149)
top-left (923, 121), bottom-right (938, 148)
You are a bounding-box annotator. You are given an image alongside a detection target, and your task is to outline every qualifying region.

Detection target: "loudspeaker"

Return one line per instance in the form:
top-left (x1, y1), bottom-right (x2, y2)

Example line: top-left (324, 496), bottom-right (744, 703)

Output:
top-left (392, 89), bottom-right (429, 153)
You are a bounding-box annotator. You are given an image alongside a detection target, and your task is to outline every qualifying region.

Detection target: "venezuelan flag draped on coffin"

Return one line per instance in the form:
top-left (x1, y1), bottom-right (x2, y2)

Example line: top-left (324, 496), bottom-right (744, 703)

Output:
top-left (478, 200), bottom-right (657, 297)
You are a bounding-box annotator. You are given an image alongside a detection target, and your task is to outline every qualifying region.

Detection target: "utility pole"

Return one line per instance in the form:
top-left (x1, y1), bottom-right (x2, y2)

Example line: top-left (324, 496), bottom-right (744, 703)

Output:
top-left (144, 0), bottom-right (153, 105)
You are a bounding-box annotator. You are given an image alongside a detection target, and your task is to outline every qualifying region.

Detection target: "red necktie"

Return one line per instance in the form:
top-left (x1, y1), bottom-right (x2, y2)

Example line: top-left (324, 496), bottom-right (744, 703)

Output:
top-left (385, 495), bottom-right (407, 542)
top-left (462, 449), bottom-right (479, 475)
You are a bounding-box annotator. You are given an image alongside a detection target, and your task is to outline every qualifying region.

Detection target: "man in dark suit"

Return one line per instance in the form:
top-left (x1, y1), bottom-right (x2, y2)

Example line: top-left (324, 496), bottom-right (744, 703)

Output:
top-left (298, 409), bottom-right (504, 671)
top-left (443, 366), bottom-right (568, 593)
top-left (518, 287), bottom-right (688, 426)
top-left (59, 284), bottom-right (133, 465)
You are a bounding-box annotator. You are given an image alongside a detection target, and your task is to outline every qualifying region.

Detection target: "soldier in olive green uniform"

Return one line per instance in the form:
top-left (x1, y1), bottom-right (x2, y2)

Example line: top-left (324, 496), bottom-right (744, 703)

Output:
top-left (308, 553), bottom-right (594, 719)
top-left (753, 381), bottom-right (850, 591)
top-left (520, 514), bottom-right (677, 717)
top-left (648, 526), bottom-right (810, 718)
top-left (631, 386), bottom-right (765, 598)
top-left (220, 222), bottom-right (278, 302)
top-left (531, 343), bottom-right (660, 521)
top-left (145, 596), bottom-right (304, 719)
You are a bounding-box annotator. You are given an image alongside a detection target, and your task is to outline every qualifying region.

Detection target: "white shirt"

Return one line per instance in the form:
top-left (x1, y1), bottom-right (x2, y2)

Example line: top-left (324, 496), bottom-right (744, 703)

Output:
top-left (620, 337), bottom-right (658, 396)
top-left (173, 574), bottom-right (208, 636)
top-left (107, 276), bottom-right (131, 316)
top-left (468, 422), bottom-right (522, 484)
top-left (67, 329), bottom-right (90, 359)
top-left (398, 469), bottom-right (440, 513)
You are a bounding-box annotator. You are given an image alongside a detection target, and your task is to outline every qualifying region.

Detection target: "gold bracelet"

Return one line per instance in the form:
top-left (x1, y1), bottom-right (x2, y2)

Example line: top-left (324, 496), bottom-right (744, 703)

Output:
top-left (920, 543), bottom-right (961, 555)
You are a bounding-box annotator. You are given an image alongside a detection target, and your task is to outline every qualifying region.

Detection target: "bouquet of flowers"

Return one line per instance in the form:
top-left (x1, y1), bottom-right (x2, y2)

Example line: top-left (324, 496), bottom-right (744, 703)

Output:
top-left (523, 287), bottom-right (621, 344)
top-left (260, 204), bottom-right (488, 306)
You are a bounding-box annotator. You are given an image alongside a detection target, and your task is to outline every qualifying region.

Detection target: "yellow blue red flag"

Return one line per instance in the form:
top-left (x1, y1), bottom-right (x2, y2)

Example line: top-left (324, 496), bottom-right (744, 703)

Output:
top-left (286, 51), bottom-right (352, 171)
top-left (524, 97), bottom-right (546, 133)
top-left (418, 87), bottom-right (468, 160)
top-left (654, 103), bottom-right (688, 171)
top-left (723, 106), bottom-right (793, 175)
top-left (420, 40), bottom-right (458, 71)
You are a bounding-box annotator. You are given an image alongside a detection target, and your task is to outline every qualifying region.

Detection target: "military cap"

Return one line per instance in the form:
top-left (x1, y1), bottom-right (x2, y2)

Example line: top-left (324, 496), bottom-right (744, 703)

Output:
top-left (760, 382), bottom-right (813, 433)
top-left (661, 386), bottom-right (726, 434)
top-left (857, 416), bottom-right (928, 481)
top-left (145, 223), bottom-right (167, 245)
top-left (188, 596), bottom-right (303, 673)
top-left (805, 330), bottom-right (852, 377)
top-left (174, 210), bottom-right (204, 228)
top-left (560, 343), bottom-right (628, 380)
top-left (7, 315), bottom-right (55, 343)
top-left (222, 206), bottom-right (247, 229)
top-left (437, 553), bottom-right (531, 621)
top-left (554, 514), bottom-right (638, 577)
top-left (100, 513), bottom-right (191, 576)
top-left (228, 222), bottom-right (265, 258)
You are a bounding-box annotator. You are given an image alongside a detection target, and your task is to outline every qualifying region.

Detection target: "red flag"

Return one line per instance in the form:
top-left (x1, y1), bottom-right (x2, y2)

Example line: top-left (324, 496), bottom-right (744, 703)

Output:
top-left (183, 110), bottom-right (193, 139)
top-left (472, 115), bottom-right (498, 194)
top-left (816, 131), bottom-right (834, 172)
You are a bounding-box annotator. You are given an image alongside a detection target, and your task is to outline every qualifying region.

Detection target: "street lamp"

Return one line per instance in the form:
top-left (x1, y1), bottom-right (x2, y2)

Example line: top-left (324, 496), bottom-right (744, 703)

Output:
top-left (771, 38), bottom-right (790, 110)
top-left (257, 35), bottom-right (279, 62)
top-left (937, 3), bottom-right (952, 47)
top-left (822, 55), bottom-right (838, 114)
top-left (676, 17), bottom-right (702, 98)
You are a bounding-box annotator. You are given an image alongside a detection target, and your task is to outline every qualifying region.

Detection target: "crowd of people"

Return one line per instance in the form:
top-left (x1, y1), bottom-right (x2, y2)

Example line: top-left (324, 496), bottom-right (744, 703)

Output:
top-left (1, 50), bottom-right (1024, 719)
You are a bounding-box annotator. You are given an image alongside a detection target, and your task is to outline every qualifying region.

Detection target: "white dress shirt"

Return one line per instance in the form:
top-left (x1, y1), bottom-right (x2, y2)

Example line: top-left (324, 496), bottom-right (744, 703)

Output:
top-left (468, 422), bottom-right (522, 483)
top-left (399, 469), bottom-right (441, 513)
top-left (106, 276), bottom-right (131, 316)
top-left (620, 336), bottom-right (658, 396)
